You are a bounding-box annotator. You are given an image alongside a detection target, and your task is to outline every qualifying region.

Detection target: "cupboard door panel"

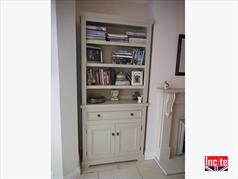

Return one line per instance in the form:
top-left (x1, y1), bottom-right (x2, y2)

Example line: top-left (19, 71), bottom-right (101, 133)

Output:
top-left (115, 123), bottom-right (141, 156)
top-left (87, 124), bottom-right (115, 160)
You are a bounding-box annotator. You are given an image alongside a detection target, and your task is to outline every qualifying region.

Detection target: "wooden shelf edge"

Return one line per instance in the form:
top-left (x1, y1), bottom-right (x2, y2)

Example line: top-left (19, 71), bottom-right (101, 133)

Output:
top-left (87, 63), bottom-right (146, 69)
top-left (80, 103), bottom-right (148, 109)
top-left (86, 40), bottom-right (147, 47)
top-left (87, 85), bottom-right (145, 89)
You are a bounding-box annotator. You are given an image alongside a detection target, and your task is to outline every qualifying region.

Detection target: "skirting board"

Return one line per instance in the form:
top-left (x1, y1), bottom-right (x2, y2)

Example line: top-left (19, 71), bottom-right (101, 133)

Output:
top-left (144, 152), bottom-right (155, 160)
top-left (154, 155), bottom-right (185, 175)
top-left (52, 177), bottom-right (64, 179)
top-left (51, 175), bottom-right (64, 179)
top-left (64, 166), bottom-right (81, 179)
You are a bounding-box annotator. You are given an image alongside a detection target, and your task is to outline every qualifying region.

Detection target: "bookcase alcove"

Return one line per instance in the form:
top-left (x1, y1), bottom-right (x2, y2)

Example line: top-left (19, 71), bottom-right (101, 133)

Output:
top-left (80, 13), bottom-right (153, 168)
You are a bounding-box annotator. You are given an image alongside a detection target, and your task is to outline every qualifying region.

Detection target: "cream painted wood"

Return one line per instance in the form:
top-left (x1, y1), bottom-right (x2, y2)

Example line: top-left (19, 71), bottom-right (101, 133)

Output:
top-left (87, 124), bottom-right (115, 160)
top-left (82, 106), bottom-right (146, 167)
top-left (87, 85), bottom-right (144, 89)
top-left (87, 40), bottom-right (146, 47)
top-left (87, 63), bottom-right (146, 69)
top-left (88, 110), bottom-right (142, 120)
top-left (80, 13), bottom-right (152, 168)
top-left (115, 123), bottom-right (141, 157)
top-left (155, 88), bottom-right (185, 174)
top-left (81, 16), bottom-right (87, 105)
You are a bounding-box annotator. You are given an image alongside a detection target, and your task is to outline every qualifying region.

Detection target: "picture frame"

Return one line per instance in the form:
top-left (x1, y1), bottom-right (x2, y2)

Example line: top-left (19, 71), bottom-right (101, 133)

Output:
top-left (175, 34), bottom-right (185, 76)
top-left (131, 71), bottom-right (143, 86)
top-left (87, 45), bottom-right (103, 63)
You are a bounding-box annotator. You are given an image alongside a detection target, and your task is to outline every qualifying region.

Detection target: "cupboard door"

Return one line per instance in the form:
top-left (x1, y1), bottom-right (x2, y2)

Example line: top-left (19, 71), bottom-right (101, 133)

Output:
top-left (115, 123), bottom-right (141, 156)
top-left (87, 124), bottom-right (115, 160)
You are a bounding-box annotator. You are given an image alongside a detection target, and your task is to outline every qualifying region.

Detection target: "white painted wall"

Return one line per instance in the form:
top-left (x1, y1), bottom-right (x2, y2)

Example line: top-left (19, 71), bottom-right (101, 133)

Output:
top-left (51, 0), bottom-right (64, 178)
top-left (55, 0), bottom-right (80, 178)
top-left (76, 0), bottom-right (185, 160)
top-left (145, 0), bottom-right (185, 159)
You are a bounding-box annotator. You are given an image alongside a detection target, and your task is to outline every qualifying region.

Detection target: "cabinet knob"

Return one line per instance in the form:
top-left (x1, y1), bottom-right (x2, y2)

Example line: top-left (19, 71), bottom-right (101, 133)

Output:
top-left (116, 132), bottom-right (119, 136)
top-left (130, 113), bottom-right (134, 116)
top-left (112, 133), bottom-right (115, 136)
top-left (97, 114), bottom-right (101, 117)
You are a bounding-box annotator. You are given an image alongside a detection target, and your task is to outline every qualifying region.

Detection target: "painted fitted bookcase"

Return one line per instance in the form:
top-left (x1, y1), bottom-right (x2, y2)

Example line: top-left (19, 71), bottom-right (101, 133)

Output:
top-left (80, 13), bottom-right (153, 168)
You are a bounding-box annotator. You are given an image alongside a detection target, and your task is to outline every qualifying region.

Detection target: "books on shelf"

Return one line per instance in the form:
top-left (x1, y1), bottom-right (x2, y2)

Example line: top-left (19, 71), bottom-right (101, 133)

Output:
top-left (115, 80), bottom-right (130, 86)
top-left (106, 33), bottom-right (128, 42)
top-left (129, 38), bottom-right (147, 44)
top-left (112, 48), bottom-right (145, 65)
top-left (86, 25), bottom-right (106, 31)
top-left (126, 31), bottom-right (147, 44)
top-left (87, 68), bottom-right (116, 85)
top-left (86, 25), bottom-right (106, 40)
top-left (112, 49), bottom-right (133, 64)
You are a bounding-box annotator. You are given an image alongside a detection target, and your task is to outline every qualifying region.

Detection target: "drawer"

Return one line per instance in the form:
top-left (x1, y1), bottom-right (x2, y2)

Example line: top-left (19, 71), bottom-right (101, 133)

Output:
top-left (88, 110), bottom-right (142, 120)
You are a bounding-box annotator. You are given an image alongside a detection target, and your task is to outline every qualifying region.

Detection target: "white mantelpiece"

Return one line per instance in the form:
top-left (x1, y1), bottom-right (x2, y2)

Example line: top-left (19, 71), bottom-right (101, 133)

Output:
top-left (154, 88), bottom-right (185, 175)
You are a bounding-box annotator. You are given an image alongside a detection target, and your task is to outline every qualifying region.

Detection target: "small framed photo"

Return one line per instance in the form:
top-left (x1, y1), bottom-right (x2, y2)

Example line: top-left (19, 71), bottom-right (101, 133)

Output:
top-left (131, 71), bottom-right (143, 86)
top-left (87, 45), bottom-right (103, 63)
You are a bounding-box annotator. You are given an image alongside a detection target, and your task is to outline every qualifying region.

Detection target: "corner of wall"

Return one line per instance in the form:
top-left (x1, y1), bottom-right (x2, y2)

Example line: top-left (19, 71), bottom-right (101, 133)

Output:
top-left (64, 166), bottom-right (81, 179)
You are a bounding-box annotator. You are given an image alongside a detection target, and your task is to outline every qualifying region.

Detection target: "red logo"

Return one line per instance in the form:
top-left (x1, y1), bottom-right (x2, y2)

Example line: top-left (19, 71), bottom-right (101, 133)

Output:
top-left (204, 156), bottom-right (228, 171)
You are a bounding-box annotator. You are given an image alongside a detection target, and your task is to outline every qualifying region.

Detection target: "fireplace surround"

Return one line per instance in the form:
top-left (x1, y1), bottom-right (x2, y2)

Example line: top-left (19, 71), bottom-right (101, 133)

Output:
top-left (154, 88), bottom-right (185, 175)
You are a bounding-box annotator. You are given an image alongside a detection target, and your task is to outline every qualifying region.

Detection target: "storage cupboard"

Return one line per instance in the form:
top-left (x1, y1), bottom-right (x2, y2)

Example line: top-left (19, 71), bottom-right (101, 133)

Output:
top-left (80, 13), bottom-right (152, 167)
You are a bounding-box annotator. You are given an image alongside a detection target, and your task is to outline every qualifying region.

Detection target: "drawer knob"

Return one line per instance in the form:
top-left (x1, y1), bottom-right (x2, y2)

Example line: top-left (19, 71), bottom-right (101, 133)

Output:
top-left (116, 132), bottom-right (119, 136)
top-left (97, 114), bottom-right (101, 117)
top-left (130, 113), bottom-right (134, 116)
top-left (112, 133), bottom-right (115, 136)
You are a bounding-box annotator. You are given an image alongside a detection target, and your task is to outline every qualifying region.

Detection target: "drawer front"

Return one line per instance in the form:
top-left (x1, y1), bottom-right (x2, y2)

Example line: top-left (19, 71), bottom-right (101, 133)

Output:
top-left (88, 110), bottom-right (142, 120)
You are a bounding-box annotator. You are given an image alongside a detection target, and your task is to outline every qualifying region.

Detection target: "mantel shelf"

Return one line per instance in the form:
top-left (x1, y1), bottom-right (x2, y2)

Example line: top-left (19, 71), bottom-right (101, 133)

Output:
top-left (87, 85), bottom-right (144, 89)
top-left (87, 63), bottom-right (145, 69)
top-left (157, 88), bottom-right (185, 93)
top-left (87, 40), bottom-right (147, 47)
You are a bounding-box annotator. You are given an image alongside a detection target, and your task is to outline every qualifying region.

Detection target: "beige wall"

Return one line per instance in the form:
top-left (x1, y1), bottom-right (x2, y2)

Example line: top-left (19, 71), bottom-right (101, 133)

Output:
top-left (77, 0), bottom-right (185, 159)
top-left (146, 0), bottom-right (185, 158)
top-left (56, 0), bottom-right (80, 177)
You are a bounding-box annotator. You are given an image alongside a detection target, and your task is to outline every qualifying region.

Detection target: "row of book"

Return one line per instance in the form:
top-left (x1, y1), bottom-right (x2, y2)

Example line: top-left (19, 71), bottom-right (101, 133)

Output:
top-left (111, 48), bottom-right (145, 65)
top-left (126, 31), bottom-right (147, 44)
top-left (86, 25), bottom-right (106, 40)
top-left (86, 25), bottom-right (147, 44)
top-left (112, 49), bottom-right (132, 64)
top-left (106, 33), bottom-right (128, 42)
top-left (87, 68), bottom-right (116, 85)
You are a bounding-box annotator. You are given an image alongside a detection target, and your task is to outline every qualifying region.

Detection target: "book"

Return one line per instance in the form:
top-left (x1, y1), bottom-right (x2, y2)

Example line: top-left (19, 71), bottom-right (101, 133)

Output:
top-left (126, 31), bottom-right (146, 38)
top-left (106, 33), bottom-right (128, 42)
top-left (86, 25), bottom-right (106, 32)
top-left (87, 68), bottom-right (117, 85)
top-left (129, 38), bottom-right (147, 44)
top-left (133, 48), bottom-right (145, 65)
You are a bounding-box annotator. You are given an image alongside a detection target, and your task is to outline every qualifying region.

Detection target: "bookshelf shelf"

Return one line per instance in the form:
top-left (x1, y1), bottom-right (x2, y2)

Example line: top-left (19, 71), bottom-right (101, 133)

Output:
top-left (87, 63), bottom-right (146, 69)
top-left (87, 85), bottom-right (144, 89)
top-left (82, 99), bottom-right (148, 108)
top-left (86, 40), bottom-right (146, 47)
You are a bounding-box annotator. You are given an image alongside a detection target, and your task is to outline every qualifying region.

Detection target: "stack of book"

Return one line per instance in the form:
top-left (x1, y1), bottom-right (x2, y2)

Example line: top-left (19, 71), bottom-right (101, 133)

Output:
top-left (87, 68), bottom-right (116, 85)
top-left (111, 49), bottom-right (133, 64)
top-left (126, 31), bottom-right (147, 44)
top-left (106, 33), bottom-right (128, 42)
top-left (115, 72), bottom-right (130, 86)
top-left (86, 25), bottom-right (106, 40)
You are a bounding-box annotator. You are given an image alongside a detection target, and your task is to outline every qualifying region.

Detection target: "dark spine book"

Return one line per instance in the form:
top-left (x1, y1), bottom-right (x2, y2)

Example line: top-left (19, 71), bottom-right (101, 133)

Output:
top-left (109, 68), bottom-right (116, 85)
top-left (95, 70), bottom-right (99, 85)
